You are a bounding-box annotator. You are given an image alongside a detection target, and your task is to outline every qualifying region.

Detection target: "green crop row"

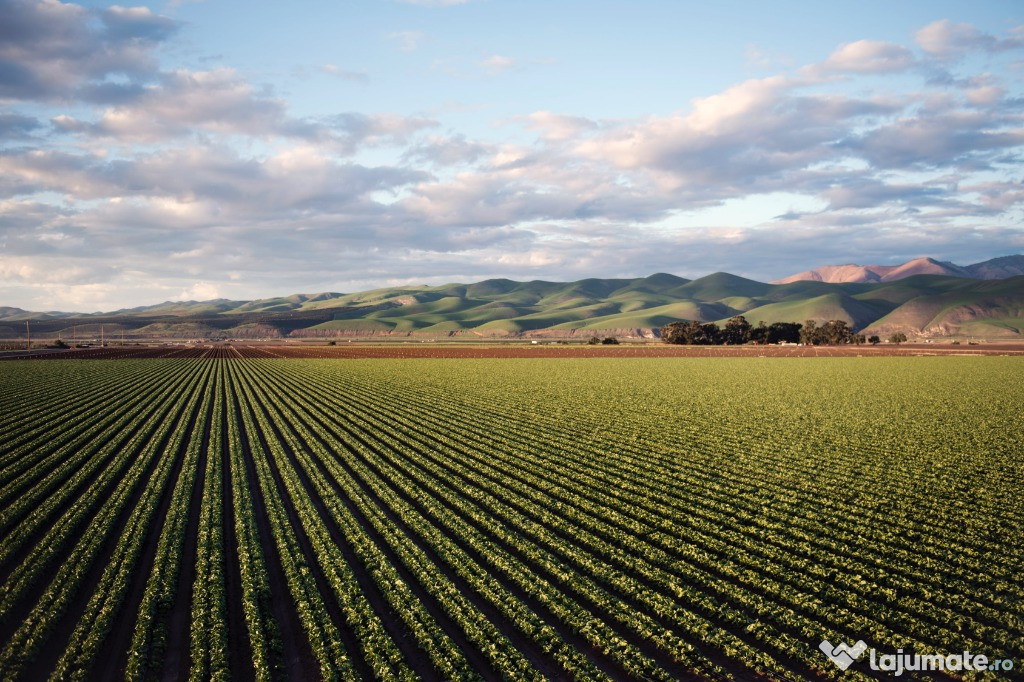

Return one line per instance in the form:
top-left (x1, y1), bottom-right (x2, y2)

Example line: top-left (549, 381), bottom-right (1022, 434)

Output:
top-left (0, 356), bottom-right (1020, 681)
top-left (0, 361), bottom-right (212, 680)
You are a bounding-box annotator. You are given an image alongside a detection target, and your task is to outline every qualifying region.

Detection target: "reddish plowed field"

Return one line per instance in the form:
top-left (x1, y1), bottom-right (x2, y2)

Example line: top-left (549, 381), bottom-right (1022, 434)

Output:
top-left (4, 342), bottom-right (1021, 360)
top-left (255, 343), bottom-right (1024, 359)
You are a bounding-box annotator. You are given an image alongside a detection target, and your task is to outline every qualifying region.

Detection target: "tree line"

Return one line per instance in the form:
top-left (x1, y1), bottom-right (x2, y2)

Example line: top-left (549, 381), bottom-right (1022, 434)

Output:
top-left (660, 316), bottom-right (907, 345)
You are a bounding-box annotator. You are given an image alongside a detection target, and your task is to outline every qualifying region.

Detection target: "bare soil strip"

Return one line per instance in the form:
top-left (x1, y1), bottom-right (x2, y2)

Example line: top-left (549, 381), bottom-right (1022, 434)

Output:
top-left (241, 368), bottom-right (507, 681)
top-left (21, 367), bottom-right (206, 680)
top-left (161, 377), bottom-right (213, 681)
top-left (258, 373), bottom-right (565, 680)
top-left (220, 375), bottom-right (257, 682)
top-left (239, 381), bottom-right (377, 681)
top-left (96, 368), bottom-right (213, 681)
top-left (277, 367), bottom-right (763, 681)
top-left (229, 380), bottom-right (319, 680)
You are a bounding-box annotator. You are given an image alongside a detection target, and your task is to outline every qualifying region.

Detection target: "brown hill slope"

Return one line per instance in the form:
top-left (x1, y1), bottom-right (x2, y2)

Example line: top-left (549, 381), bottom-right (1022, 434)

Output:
top-left (773, 257), bottom-right (971, 284)
top-left (776, 255), bottom-right (1024, 284)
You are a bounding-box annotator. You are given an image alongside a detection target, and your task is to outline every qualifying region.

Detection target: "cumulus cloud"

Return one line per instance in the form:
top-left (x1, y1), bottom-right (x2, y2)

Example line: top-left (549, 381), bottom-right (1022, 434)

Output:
top-left (962, 179), bottom-right (1024, 213)
top-left (0, 144), bottom-right (429, 218)
top-left (817, 40), bottom-right (915, 74)
top-left (402, 134), bottom-right (492, 165)
top-left (45, 68), bottom-right (436, 152)
top-left (0, 0), bottom-right (177, 101)
top-left (570, 75), bottom-right (903, 204)
top-left (373, 31), bottom-right (1023, 266)
top-left (325, 112), bottom-right (439, 154)
top-left (522, 111), bottom-right (597, 141)
top-left (0, 111), bottom-right (41, 138)
top-left (100, 5), bottom-right (177, 43)
top-left (964, 84), bottom-right (1004, 106)
top-left (396, 141), bottom-right (681, 229)
top-left (86, 69), bottom-right (305, 141)
top-left (915, 20), bottom-right (1024, 59)
top-left (838, 112), bottom-right (1024, 170)
top-left (823, 178), bottom-right (948, 210)
top-left (2, 5), bottom-right (1024, 310)
top-left (176, 281), bottom-right (220, 301)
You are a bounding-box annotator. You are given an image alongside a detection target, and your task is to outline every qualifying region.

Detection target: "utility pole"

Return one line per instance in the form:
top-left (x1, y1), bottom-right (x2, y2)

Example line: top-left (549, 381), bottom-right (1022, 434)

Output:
top-left (25, 320), bottom-right (30, 351)
top-left (101, 324), bottom-right (104, 347)
top-left (73, 324), bottom-right (76, 347)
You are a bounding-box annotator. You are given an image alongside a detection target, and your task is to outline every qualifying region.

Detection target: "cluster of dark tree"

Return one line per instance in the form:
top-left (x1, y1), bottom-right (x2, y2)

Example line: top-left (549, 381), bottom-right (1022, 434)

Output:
top-left (660, 317), bottom-right (804, 345)
top-left (660, 316), bottom-right (908, 346)
top-left (587, 336), bottom-right (620, 345)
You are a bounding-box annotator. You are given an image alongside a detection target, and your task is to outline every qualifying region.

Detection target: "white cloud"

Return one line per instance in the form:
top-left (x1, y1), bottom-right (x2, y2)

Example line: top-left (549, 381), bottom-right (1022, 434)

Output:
top-left (176, 281), bottom-right (220, 301)
top-left (523, 111), bottom-right (597, 141)
top-left (90, 68), bottom-right (299, 141)
top-left (0, 0), bottom-right (177, 101)
top-left (47, 67), bottom-right (437, 153)
top-left (915, 20), bottom-right (1024, 58)
top-left (403, 134), bottom-right (492, 165)
top-left (325, 112), bottom-right (439, 154)
top-left (964, 84), bottom-right (1004, 106)
top-left (818, 40), bottom-right (915, 74)
top-left (0, 144), bottom-right (428, 218)
top-left (686, 75), bottom-right (794, 134)
top-left (2, 3), bottom-right (1023, 310)
top-left (0, 112), bottom-right (42, 139)
top-left (839, 111), bottom-right (1024, 169)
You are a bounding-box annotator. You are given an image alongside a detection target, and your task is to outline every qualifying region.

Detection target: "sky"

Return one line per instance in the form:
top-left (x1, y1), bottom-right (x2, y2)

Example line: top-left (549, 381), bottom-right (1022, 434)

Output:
top-left (1, 0), bottom-right (1023, 311)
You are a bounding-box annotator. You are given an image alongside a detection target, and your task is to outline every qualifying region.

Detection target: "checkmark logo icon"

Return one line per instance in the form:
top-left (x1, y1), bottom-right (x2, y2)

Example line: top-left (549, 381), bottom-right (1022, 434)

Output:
top-left (820, 639), bottom-right (868, 671)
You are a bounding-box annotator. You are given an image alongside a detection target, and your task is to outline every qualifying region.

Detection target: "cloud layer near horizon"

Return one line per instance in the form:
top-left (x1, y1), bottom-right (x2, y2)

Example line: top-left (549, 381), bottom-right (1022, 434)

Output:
top-left (1, 0), bottom-right (1023, 310)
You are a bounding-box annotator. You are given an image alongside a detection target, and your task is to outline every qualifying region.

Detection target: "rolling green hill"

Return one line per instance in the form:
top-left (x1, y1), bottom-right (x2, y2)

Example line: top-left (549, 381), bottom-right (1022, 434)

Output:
top-left (5, 272), bottom-right (1023, 340)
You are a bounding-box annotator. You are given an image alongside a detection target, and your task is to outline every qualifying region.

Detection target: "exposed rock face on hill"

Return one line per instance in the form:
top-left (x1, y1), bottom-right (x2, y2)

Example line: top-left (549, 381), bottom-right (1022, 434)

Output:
top-left (965, 255), bottom-right (1024, 280)
top-left (773, 257), bottom-right (970, 283)
top-left (773, 255), bottom-right (1023, 284)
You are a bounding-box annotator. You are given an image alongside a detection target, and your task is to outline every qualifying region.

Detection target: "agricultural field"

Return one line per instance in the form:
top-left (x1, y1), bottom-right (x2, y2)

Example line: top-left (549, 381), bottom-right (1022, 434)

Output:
top-left (0, 356), bottom-right (1021, 680)
top-left (4, 341), bottom-right (1024, 361)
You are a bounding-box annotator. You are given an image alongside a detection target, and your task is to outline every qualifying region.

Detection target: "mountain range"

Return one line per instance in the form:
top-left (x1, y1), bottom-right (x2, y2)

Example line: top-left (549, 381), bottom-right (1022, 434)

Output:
top-left (2, 255), bottom-right (1023, 340)
top-left (772, 255), bottom-right (1024, 284)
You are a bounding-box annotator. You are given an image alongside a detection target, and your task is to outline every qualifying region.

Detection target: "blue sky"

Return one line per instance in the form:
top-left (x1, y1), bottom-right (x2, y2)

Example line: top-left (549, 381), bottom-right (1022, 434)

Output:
top-left (1, 0), bottom-right (1023, 310)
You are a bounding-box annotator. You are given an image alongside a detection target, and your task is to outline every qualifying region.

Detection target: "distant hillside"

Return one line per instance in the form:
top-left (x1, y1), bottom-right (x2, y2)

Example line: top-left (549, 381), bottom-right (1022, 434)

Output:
top-left (965, 255), bottom-right (1024, 280)
top-left (773, 255), bottom-right (1024, 284)
top-left (858, 276), bottom-right (1024, 339)
top-left (5, 270), bottom-right (1023, 340)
